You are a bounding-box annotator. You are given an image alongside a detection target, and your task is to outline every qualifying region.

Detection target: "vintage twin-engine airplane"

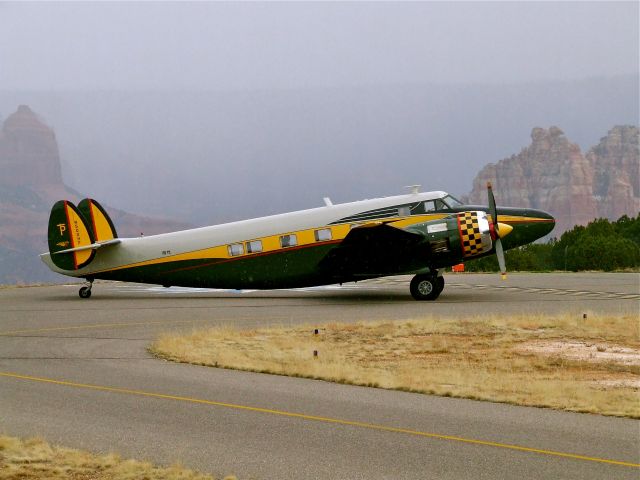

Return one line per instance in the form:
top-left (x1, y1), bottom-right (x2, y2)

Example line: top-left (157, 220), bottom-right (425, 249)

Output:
top-left (42, 184), bottom-right (555, 300)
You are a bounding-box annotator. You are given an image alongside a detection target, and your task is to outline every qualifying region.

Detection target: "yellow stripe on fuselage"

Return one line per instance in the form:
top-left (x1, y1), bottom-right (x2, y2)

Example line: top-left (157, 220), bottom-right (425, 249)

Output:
top-left (91, 213), bottom-right (450, 274)
top-left (491, 215), bottom-right (552, 224)
top-left (90, 213), bottom-right (550, 275)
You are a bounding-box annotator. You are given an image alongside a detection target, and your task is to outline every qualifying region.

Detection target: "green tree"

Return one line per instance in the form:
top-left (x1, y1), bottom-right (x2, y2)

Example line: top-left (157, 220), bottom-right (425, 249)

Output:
top-left (553, 216), bottom-right (640, 271)
top-left (614, 214), bottom-right (640, 246)
top-left (467, 214), bottom-right (640, 272)
top-left (464, 242), bottom-right (554, 272)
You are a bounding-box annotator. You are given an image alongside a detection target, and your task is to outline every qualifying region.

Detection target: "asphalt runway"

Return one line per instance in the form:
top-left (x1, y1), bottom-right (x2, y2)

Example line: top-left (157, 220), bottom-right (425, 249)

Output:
top-left (0, 273), bottom-right (638, 479)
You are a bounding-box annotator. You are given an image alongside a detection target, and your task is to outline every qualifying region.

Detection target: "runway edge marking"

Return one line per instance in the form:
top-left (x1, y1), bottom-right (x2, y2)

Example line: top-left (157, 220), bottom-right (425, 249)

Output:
top-left (0, 320), bottom-right (196, 336)
top-left (1, 371), bottom-right (638, 468)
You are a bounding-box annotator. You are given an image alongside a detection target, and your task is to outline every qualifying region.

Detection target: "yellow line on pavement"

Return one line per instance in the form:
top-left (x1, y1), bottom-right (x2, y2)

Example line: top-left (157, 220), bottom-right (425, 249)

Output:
top-left (0, 320), bottom-right (193, 336)
top-left (1, 371), bottom-right (638, 468)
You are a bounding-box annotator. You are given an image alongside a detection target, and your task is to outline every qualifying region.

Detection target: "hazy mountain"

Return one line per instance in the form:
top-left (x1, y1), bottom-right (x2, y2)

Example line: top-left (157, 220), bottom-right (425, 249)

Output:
top-left (0, 106), bottom-right (190, 284)
top-left (0, 76), bottom-right (636, 226)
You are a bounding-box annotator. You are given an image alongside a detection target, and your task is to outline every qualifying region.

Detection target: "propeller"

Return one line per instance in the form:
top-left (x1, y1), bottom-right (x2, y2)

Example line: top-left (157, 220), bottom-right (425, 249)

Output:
top-left (487, 182), bottom-right (507, 280)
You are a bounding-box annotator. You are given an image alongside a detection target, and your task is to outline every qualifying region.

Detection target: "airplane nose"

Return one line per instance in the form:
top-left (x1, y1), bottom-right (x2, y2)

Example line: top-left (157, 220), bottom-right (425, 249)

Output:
top-left (527, 209), bottom-right (556, 237)
top-left (497, 208), bottom-right (556, 249)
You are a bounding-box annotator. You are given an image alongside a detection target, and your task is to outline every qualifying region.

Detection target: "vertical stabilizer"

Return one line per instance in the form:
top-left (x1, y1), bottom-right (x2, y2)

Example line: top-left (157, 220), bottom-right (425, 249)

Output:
top-left (47, 200), bottom-right (95, 270)
top-left (78, 198), bottom-right (118, 241)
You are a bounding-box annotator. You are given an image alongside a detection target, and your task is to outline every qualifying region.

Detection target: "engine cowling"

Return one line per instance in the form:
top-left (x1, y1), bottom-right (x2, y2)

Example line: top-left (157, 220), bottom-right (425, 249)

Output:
top-left (408, 211), bottom-right (495, 260)
top-left (456, 210), bottom-right (494, 258)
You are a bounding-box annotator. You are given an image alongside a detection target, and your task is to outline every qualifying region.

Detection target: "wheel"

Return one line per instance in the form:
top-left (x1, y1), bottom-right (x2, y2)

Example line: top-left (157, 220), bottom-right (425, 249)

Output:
top-left (78, 286), bottom-right (92, 299)
top-left (435, 276), bottom-right (445, 294)
top-left (410, 274), bottom-right (440, 301)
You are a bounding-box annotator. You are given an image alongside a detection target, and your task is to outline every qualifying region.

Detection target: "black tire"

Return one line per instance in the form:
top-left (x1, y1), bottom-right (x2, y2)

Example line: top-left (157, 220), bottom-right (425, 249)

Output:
top-left (78, 286), bottom-right (92, 299)
top-left (435, 276), bottom-right (445, 294)
top-left (410, 274), bottom-right (440, 301)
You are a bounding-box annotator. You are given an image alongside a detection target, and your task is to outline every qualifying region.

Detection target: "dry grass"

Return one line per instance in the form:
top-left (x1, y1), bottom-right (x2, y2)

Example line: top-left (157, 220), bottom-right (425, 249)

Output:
top-left (0, 435), bottom-right (234, 480)
top-left (150, 313), bottom-right (640, 418)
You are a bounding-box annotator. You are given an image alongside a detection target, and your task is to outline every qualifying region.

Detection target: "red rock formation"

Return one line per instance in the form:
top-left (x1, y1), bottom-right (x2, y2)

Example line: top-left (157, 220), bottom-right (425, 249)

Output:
top-left (0, 105), bottom-right (63, 187)
top-left (587, 126), bottom-right (640, 221)
top-left (467, 126), bottom-right (639, 234)
top-left (0, 105), bottom-right (190, 283)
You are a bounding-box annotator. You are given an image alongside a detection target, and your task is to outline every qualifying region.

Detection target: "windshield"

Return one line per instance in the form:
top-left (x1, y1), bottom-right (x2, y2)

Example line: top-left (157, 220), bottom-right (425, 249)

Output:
top-left (442, 194), bottom-right (463, 208)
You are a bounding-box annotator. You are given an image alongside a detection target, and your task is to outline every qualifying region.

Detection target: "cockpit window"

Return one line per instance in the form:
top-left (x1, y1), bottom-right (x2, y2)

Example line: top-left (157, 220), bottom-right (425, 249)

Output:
top-left (443, 195), bottom-right (463, 207)
top-left (435, 199), bottom-right (448, 210)
top-left (423, 200), bottom-right (436, 212)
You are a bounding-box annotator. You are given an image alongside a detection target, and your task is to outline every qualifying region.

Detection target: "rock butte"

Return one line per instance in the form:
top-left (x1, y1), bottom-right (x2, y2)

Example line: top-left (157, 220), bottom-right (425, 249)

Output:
top-left (0, 105), bottom-right (190, 283)
top-left (466, 126), bottom-right (640, 234)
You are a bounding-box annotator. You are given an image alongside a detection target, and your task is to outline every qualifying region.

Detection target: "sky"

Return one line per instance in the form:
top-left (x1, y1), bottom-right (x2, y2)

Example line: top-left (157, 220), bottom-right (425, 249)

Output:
top-left (0, 2), bottom-right (637, 225)
top-left (0, 1), bottom-right (638, 91)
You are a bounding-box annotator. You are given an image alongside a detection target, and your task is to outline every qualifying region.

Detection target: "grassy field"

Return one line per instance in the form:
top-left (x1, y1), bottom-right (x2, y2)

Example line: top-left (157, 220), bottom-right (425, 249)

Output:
top-left (150, 313), bottom-right (640, 417)
top-left (0, 435), bottom-right (233, 480)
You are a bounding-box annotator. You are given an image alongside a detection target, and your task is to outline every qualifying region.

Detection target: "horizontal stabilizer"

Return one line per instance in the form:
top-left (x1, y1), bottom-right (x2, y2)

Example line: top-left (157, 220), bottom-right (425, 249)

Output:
top-left (52, 238), bottom-right (121, 255)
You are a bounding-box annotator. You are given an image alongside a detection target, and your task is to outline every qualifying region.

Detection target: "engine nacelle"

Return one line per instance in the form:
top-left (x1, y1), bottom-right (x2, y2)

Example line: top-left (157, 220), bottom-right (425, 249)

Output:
top-left (455, 210), bottom-right (494, 258)
top-left (408, 211), bottom-right (494, 260)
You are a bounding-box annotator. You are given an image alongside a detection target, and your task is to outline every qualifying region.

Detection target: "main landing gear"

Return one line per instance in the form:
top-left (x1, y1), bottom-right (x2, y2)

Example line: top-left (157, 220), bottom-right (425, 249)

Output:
top-left (79, 279), bottom-right (93, 299)
top-left (410, 271), bottom-right (444, 301)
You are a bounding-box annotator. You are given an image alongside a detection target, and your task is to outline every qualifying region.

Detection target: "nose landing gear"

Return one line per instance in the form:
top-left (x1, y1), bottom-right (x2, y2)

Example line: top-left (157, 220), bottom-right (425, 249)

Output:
top-left (79, 279), bottom-right (93, 299)
top-left (410, 271), bottom-right (444, 301)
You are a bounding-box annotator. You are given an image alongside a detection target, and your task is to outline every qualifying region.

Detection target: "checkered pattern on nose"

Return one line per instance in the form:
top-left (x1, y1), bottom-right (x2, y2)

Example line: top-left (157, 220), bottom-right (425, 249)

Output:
top-left (458, 212), bottom-right (483, 257)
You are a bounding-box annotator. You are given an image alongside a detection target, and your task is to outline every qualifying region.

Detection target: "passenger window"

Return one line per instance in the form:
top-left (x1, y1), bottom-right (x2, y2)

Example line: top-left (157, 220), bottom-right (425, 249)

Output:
top-left (314, 228), bottom-right (332, 241)
top-left (246, 240), bottom-right (263, 253)
top-left (398, 206), bottom-right (411, 217)
top-left (424, 201), bottom-right (436, 212)
top-left (280, 234), bottom-right (298, 248)
top-left (228, 243), bottom-right (244, 256)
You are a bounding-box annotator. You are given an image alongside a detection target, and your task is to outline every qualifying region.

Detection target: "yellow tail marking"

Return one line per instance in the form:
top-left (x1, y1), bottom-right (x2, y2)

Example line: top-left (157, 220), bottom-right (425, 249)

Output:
top-left (90, 202), bottom-right (115, 241)
top-left (64, 203), bottom-right (93, 266)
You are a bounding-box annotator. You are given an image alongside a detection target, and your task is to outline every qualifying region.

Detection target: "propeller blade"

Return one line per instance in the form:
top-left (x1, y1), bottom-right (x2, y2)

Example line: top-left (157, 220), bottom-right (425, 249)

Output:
top-left (496, 238), bottom-right (507, 280)
top-left (488, 182), bottom-right (507, 279)
top-left (487, 181), bottom-right (498, 231)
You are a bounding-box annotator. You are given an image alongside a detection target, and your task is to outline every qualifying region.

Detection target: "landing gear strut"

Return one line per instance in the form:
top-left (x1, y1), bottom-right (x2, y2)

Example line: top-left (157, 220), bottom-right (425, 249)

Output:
top-left (79, 279), bottom-right (93, 299)
top-left (410, 271), bottom-right (444, 301)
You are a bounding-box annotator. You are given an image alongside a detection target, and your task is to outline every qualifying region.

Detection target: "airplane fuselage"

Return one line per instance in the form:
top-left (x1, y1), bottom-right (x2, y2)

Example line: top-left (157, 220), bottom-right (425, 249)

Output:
top-left (41, 191), bottom-right (555, 291)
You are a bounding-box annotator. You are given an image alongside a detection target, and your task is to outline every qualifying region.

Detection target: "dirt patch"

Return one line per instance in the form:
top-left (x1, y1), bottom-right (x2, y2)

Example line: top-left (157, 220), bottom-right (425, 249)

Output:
top-left (517, 340), bottom-right (640, 366)
top-left (597, 378), bottom-right (640, 389)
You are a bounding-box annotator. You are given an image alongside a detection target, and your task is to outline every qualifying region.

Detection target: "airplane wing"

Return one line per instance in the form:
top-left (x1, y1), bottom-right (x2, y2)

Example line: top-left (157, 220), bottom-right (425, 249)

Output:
top-left (319, 222), bottom-right (428, 278)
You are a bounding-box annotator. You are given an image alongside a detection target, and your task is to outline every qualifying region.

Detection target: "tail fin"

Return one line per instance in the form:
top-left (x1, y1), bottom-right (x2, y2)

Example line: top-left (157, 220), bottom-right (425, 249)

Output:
top-left (47, 200), bottom-right (96, 270)
top-left (78, 198), bottom-right (118, 242)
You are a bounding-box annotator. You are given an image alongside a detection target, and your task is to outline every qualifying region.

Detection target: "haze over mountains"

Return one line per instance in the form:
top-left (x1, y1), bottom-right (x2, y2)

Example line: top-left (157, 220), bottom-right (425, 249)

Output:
top-left (0, 106), bottom-right (189, 283)
top-left (0, 75), bottom-right (638, 284)
top-left (1, 75), bottom-right (637, 226)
